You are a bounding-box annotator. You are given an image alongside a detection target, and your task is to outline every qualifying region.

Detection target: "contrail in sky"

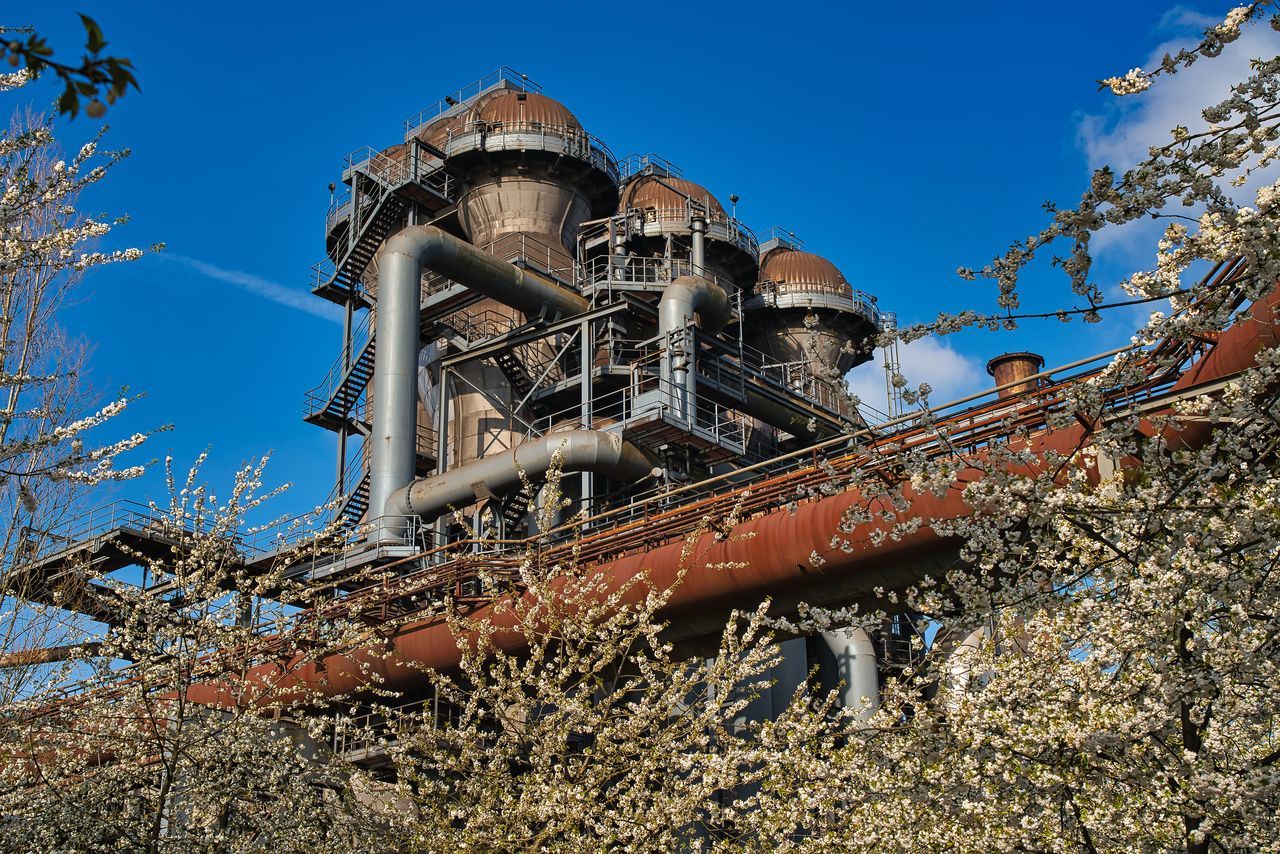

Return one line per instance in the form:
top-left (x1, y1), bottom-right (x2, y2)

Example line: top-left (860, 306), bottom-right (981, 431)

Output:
top-left (169, 254), bottom-right (343, 324)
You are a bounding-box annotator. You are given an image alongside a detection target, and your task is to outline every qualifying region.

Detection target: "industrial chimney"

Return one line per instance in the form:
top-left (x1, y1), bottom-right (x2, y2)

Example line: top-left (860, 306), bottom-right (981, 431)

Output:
top-left (986, 351), bottom-right (1045, 399)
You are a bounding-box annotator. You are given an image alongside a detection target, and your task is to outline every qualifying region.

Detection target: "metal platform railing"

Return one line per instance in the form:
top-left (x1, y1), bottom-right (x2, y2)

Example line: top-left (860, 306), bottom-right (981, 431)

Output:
top-left (19, 500), bottom-right (187, 565)
top-left (440, 306), bottom-right (519, 346)
top-left (622, 204), bottom-right (759, 255)
top-left (438, 120), bottom-right (619, 184)
top-left (618, 153), bottom-right (684, 180)
top-left (581, 256), bottom-right (735, 297)
top-left (403, 66), bottom-right (539, 135)
top-left (750, 279), bottom-right (882, 328)
top-left (325, 143), bottom-right (456, 236)
top-left (302, 311), bottom-right (374, 422)
top-left (523, 373), bottom-right (750, 457)
top-left (422, 232), bottom-right (578, 303)
top-left (757, 226), bottom-right (805, 249)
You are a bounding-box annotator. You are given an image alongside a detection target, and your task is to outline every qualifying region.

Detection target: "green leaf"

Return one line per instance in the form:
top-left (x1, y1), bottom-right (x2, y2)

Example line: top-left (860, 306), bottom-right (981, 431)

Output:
top-left (57, 88), bottom-right (79, 117)
top-left (78, 14), bottom-right (107, 54)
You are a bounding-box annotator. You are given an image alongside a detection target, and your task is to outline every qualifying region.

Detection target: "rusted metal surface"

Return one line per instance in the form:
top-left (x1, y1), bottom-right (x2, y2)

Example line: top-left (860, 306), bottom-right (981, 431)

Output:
top-left (178, 276), bottom-right (1279, 708)
top-left (619, 175), bottom-right (727, 219)
top-left (758, 247), bottom-right (851, 294)
top-left (0, 643), bottom-right (101, 670)
top-left (986, 352), bottom-right (1045, 399)
top-left (472, 91), bottom-right (580, 129)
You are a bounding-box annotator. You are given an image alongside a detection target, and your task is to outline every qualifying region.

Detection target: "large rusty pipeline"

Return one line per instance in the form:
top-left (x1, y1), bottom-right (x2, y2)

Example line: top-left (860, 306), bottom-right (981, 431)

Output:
top-left (189, 284), bottom-right (1280, 708)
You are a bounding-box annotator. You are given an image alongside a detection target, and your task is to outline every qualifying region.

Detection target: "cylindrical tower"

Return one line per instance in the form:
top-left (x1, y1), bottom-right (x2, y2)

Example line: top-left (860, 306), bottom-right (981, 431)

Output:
top-left (986, 352), bottom-right (1044, 398)
top-left (429, 90), bottom-right (618, 270)
top-left (746, 244), bottom-right (879, 381)
top-left (411, 87), bottom-right (619, 467)
top-left (613, 170), bottom-right (758, 291)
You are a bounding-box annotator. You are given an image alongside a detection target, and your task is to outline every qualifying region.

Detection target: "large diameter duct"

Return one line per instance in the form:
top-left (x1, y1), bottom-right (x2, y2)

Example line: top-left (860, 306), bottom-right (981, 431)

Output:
top-left (819, 628), bottom-right (879, 719)
top-left (387, 430), bottom-right (654, 522)
top-left (368, 226), bottom-right (590, 542)
top-left (402, 225), bottom-right (588, 319)
top-left (658, 275), bottom-right (731, 335)
top-left (368, 240), bottom-right (424, 542)
top-left (229, 285), bottom-right (1273, 697)
top-left (187, 282), bottom-right (1280, 707)
top-left (658, 275), bottom-right (730, 421)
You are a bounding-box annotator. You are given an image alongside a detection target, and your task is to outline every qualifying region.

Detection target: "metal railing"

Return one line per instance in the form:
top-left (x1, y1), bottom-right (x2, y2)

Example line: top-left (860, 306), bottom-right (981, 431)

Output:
top-left (750, 279), bottom-right (882, 328)
top-left (439, 121), bottom-right (619, 184)
top-left (620, 205), bottom-right (759, 258)
top-left (19, 501), bottom-right (185, 565)
top-left (618, 153), bottom-right (684, 180)
top-left (324, 142), bottom-right (456, 238)
top-left (18, 497), bottom-right (347, 570)
top-left (403, 67), bottom-right (539, 135)
top-left (581, 255), bottom-right (734, 296)
top-left (757, 226), bottom-right (805, 249)
top-left (422, 232), bottom-right (577, 302)
top-left (524, 369), bottom-right (749, 457)
top-left (440, 306), bottom-right (519, 346)
top-left (302, 311), bottom-right (374, 422)
top-left (479, 231), bottom-right (575, 282)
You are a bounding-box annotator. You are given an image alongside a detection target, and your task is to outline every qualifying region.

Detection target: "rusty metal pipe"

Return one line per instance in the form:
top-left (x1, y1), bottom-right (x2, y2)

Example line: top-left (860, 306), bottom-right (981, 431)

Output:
top-left (185, 284), bottom-right (1280, 708)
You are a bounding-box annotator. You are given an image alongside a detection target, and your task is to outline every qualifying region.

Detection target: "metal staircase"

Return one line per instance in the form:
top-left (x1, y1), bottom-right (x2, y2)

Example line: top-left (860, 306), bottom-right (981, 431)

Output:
top-left (338, 473), bottom-right (371, 530)
top-left (500, 481), bottom-right (535, 529)
top-left (313, 140), bottom-right (457, 305)
top-left (315, 194), bottom-right (406, 304)
top-left (304, 338), bottom-right (376, 434)
top-left (494, 349), bottom-right (536, 401)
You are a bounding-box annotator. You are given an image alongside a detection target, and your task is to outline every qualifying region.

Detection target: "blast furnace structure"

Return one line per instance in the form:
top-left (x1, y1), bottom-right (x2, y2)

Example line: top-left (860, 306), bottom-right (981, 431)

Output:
top-left (17, 68), bottom-right (1264, 775)
top-left (304, 69), bottom-right (881, 556)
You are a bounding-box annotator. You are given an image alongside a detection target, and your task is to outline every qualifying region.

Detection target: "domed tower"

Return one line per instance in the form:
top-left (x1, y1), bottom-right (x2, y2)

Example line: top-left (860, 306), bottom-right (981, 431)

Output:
top-left (421, 89), bottom-right (618, 271)
top-left (609, 161), bottom-right (758, 291)
top-left (402, 84), bottom-right (619, 468)
top-left (745, 231), bottom-right (880, 397)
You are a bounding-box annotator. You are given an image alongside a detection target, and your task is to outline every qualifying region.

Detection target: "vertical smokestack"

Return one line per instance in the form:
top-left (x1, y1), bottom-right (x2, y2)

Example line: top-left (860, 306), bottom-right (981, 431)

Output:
top-left (986, 352), bottom-right (1045, 399)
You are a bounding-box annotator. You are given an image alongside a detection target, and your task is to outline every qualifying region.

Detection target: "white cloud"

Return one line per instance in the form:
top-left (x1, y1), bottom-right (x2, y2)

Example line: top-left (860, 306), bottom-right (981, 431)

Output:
top-left (1077, 16), bottom-right (1280, 258)
top-left (169, 255), bottom-right (343, 324)
top-left (845, 335), bottom-right (985, 416)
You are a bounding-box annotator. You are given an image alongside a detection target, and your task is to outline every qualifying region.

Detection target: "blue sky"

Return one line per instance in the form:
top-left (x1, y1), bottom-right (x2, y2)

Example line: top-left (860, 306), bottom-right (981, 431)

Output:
top-left (13, 2), bottom-right (1278, 521)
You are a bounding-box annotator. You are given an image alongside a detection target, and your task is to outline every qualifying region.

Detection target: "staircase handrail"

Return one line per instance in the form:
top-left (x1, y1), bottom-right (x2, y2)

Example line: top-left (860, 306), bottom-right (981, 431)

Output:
top-left (302, 311), bottom-right (375, 421)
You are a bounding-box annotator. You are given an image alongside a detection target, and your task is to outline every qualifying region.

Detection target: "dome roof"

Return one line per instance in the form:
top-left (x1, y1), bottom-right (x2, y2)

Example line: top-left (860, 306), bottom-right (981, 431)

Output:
top-left (619, 175), bottom-right (726, 218)
top-left (473, 91), bottom-right (581, 129)
top-left (759, 248), bottom-right (849, 289)
top-left (413, 113), bottom-right (465, 148)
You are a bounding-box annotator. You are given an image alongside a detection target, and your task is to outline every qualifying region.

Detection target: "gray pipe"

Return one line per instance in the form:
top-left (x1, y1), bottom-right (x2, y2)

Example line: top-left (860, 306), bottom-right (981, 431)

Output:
top-left (821, 627), bottom-right (880, 721)
top-left (369, 238), bottom-right (425, 543)
top-left (387, 429), bottom-right (655, 522)
top-left (369, 225), bottom-right (590, 543)
top-left (658, 275), bottom-right (729, 421)
top-left (656, 275), bottom-right (839, 440)
top-left (402, 225), bottom-right (588, 319)
top-left (690, 215), bottom-right (707, 276)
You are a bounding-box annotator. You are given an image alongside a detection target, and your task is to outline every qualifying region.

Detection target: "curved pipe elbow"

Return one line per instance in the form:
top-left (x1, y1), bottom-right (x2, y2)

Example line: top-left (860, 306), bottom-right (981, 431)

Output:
top-left (377, 224), bottom-right (588, 321)
top-left (659, 275), bottom-right (730, 336)
top-left (387, 430), bottom-right (655, 522)
top-left (380, 224), bottom-right (448, 266)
